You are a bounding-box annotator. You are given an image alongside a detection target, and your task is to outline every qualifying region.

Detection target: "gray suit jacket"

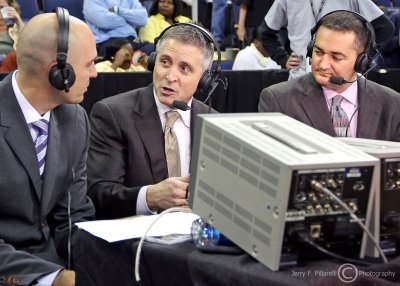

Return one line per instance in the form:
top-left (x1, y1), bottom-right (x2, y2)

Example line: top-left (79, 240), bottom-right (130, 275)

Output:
top-left (0, 74), bottom-right (95, 285)
top-left (258, 73), bottom-right (400, 141)
top-left (87, 84), bottom-right (213, 219)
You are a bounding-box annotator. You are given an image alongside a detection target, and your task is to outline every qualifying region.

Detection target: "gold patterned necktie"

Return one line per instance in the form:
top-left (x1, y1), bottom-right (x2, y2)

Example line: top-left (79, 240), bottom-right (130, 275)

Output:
top-left (164, 111), bottom-right (181, 177)
top-left (331, 94), bottom-right (350, 137)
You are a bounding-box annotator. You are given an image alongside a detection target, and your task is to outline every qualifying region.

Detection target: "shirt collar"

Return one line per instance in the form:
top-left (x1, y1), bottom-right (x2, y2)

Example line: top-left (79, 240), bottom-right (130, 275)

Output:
top-left (153, 88), bottom-right (192, 128)
top-left (12, 71), bottom-right (51, 124)
top-left (249, 43), bottom-right (272, 67)
top-left (322, 79), bottom-right (358, 107)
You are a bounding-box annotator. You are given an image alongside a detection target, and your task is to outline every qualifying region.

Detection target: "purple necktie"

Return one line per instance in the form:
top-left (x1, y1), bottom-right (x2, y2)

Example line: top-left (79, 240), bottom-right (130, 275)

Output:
top-left (31, 119), bottom-right (49, 178)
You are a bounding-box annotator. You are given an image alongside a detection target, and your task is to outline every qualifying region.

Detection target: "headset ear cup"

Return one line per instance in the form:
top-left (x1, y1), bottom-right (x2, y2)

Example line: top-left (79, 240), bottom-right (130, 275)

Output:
top-left (355, 52), bottom-right (369, 74)
top-left (49, 63), bottom-right (76, 91)
top-left (63, 63), bottom-right (76, 89)
top-left (197, 70), bottom-right (213, 95)
top-left (147, 51), bottom-right (157, 72)
top-left (306, 38), bottom-right (315, 59)
top-left (49, 64), bottom-right (64, 90)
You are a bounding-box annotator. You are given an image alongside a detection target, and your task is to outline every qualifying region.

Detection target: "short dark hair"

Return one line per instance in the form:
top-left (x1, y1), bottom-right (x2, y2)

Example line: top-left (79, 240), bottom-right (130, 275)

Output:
top-left (7, 0), bottom-right (20, 13)
top-left (104, 38), bottom-right (131, 61)
top-left (149, 0), bottom-right (183, 21)
top-left (317, 10), bottom-right (372, 55)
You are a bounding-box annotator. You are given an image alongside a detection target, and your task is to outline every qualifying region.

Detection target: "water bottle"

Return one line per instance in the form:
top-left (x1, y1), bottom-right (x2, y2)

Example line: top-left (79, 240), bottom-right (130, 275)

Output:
top-left (191, 217), bottom-right (232, 247)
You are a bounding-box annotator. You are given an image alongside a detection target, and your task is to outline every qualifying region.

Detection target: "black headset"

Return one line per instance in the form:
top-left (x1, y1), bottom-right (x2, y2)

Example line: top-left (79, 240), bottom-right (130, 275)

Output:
top-left (147, 22), bottom-right (221, 95)
top-left (306, 10), bottom-right (378, 74)
top-left (49, 7), bottom-right (76, 92)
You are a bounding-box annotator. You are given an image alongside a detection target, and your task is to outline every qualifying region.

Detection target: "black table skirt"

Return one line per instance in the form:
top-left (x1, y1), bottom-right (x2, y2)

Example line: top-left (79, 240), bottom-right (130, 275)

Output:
top-left (73, 229), bottom-right (400, 286)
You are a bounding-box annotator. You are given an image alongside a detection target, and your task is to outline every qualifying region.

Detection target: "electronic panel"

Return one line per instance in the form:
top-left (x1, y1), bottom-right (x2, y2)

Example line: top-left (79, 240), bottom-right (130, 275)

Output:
top-left (189, 113), bottom-right (379, 271)
top-left (339, 138), bottom-right (400, 255)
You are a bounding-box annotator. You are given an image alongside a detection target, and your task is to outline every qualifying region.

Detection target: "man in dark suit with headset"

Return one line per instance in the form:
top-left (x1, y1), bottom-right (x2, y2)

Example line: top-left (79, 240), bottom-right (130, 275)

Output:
top-left (0, 8), bottom-right (97, 286)
top-left (87, 23), bottom-right (220, 219)
top-left (258, 10), bottom-right (400, 141)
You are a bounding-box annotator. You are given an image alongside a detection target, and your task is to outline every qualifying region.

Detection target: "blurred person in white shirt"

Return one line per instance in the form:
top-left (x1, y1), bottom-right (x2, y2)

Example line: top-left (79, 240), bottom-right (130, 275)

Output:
top-left (233, 29), bottom-right (280, 70)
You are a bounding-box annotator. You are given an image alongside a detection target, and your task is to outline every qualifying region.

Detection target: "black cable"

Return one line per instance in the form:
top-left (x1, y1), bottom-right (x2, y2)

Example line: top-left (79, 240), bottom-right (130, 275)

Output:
top-left (310, 181), bottom-right (388, 264)
top-left (202, 77), bottom-right (228, 113)
top-left (67, 105), bottom-right (78, 269)
top-left (384, 213), bottom-right (400, 228)
top-left (202, 77), bottom-right (228, 105)
top-left (68, 189), bottom-right (72, 269)
top-left (296, 231), bottom-right (373, 267)
top-left (344, 54), bottom-right (379, 137)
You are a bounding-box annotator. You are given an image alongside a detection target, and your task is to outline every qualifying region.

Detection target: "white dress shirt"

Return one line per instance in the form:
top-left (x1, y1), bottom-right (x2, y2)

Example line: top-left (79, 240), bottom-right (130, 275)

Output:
top-left (136, 90), bottom-right (192, 215)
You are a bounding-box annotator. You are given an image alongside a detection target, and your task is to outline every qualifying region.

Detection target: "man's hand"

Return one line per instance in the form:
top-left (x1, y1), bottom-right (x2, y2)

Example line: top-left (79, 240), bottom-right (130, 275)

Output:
top-left (52, 270), bottom-right (75, 286)
top-left (147, 176), bottom-right (190, 211)
top-left (111, 47), bottom-right (131, 70)
top-left (285, 52), bottom-right (301, 70)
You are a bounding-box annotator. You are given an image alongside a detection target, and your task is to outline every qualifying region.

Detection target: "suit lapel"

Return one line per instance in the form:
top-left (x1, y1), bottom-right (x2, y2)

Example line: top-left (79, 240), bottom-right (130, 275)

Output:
top-left (0, 75), bottom-right (42, 199)
top-left (356, 78), bottom-right (381, 138)
top-left (40, 113), bottom-right (61, 213)
top-left (300, 75), bottom-right (336, 137)
top-left (5, 121), bottom-right (42, 199)
top-left (134, 85), bottom-right (168, 182)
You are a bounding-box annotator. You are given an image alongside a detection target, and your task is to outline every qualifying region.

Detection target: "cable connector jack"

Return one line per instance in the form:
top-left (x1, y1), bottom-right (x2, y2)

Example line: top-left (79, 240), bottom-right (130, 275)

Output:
top-left (310, 179), bottom-right (323, 191)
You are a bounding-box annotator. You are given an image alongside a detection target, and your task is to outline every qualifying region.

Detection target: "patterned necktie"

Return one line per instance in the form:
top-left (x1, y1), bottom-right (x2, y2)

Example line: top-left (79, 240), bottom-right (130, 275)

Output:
top-left (331, 95), bottom-right (350, 137)
top-left (164, 111), bottom-right (181, 177)
top-left (31, 119), bottom-right (49, 178)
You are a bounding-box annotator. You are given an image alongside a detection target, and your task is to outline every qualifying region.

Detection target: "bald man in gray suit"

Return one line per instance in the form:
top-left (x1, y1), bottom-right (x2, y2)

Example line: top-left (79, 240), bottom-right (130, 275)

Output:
top-left (0, 10), bottom-right (96, 286)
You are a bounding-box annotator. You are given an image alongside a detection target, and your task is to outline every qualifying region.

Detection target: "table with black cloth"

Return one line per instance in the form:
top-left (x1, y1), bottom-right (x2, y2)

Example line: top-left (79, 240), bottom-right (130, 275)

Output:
top-left (73, 228), bottom-right (400, 286)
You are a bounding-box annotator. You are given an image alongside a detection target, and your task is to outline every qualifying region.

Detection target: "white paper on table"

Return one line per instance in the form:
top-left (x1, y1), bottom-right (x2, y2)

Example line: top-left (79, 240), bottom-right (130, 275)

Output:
top-left (75, 212), bottom-right (199, 243)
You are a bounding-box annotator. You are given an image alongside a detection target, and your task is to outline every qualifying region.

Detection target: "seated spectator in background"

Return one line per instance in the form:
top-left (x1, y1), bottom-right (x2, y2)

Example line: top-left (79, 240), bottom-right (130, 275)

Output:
top-left (83, 0), bottom-right (149, 57)
top-left (139, 0), bottom-right (191, 43)
top-left (0, 49), bottom-right (16, 71)
top-left (87, 24), bottom-right (215, 219)
top-left (381, 12), bottom-right (400, 69)
top-left (233, 29), bottom-right (281, 70)
top-left (258, 11), bottom-right (400, 141)
top-left (95, 38), bottom-right (146, 72)
top-left (0, 0), bottom-right (23, 63)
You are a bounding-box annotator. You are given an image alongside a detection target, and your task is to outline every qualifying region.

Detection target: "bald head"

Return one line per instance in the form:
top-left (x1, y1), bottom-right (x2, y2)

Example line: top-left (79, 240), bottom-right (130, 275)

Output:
top-left (16, 12), bottom-right (94, 76)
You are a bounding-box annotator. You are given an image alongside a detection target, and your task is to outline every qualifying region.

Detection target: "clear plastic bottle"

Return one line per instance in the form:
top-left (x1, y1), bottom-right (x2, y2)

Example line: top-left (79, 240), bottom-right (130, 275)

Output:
top-left (191, 217), bottom-right (231, 247)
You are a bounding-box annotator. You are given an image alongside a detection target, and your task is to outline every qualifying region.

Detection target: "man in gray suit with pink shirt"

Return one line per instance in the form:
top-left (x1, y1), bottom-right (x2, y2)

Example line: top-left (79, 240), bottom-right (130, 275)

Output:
top-left (259, 10), bottom-right (400, 141)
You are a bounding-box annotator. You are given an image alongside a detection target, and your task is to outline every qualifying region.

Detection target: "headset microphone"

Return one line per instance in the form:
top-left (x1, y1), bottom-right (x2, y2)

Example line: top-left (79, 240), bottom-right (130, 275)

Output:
top-left (172, 100), bottom-right (191, 111)
top-left (329, 76), bottom-right (357, 86)
top-left (329, 57), bottom-right (378, 86)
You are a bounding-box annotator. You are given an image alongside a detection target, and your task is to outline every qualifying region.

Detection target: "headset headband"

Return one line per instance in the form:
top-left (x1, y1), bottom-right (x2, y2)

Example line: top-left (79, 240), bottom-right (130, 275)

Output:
top-left (154, 22), bottom-right (221, 73)
top-left (55, 7), bottom-right (69, 68)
